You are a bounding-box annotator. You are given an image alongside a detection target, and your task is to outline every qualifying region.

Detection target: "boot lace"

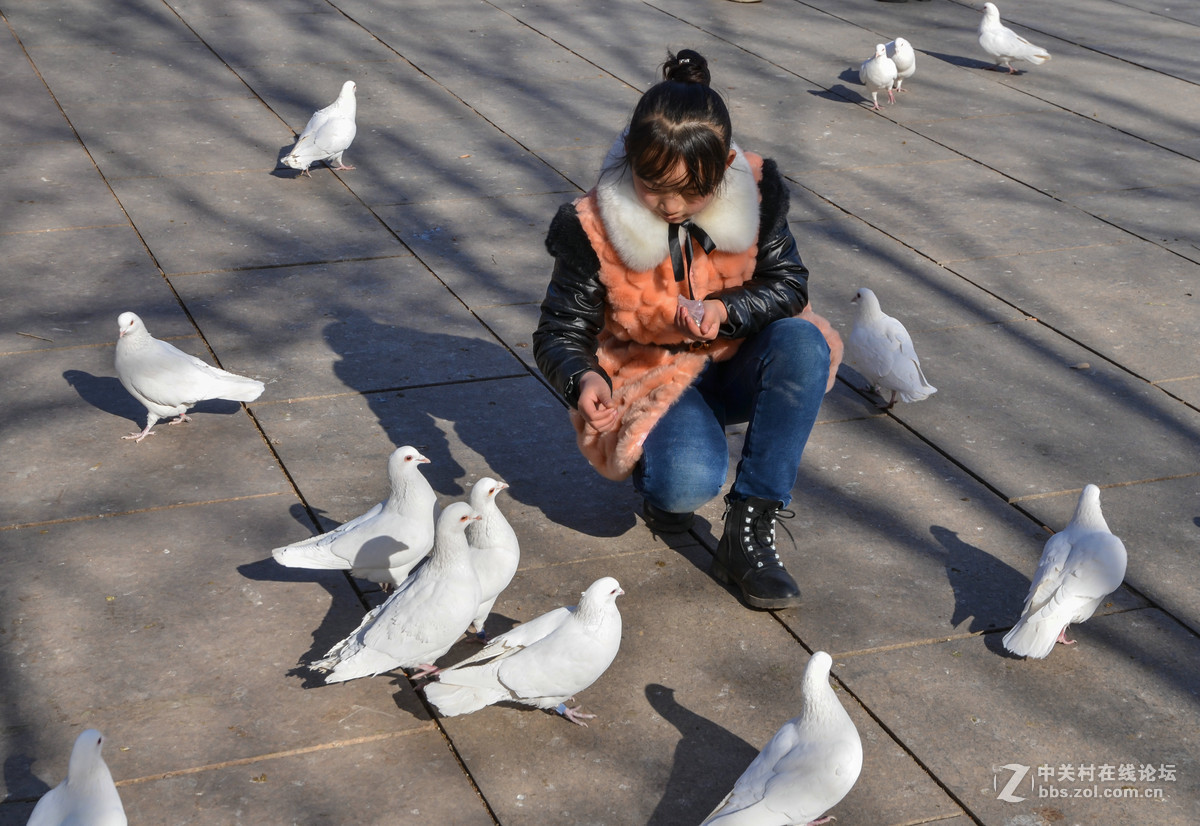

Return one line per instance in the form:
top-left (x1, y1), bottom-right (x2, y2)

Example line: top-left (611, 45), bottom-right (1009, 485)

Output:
top-left (739, 502), bottom-right (796, 568)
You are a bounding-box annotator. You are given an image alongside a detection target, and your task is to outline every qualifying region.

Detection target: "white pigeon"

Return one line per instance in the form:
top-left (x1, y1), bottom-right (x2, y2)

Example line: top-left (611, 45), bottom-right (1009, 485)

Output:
top-left (27, 729), bottom-right (127, 826)
top-left (702, 651), bottom-right (862, 826)
top-left (272, 446), bottom-right (438, 586)
top-left (311, 501), bottom-right (482, 683)
top-left (858, 44), bottom-right (897, 110)
top-left (978, 2), bottom-right (1051, 74)
top-left (886, 37), bottom-right (916, 93)
top-left (844, 287), bottom-right (936, 408)
top-left (282, 80), bottom-right (357, 176)
top-left (113, 311), bottom-right (264, 443)
top-left (1003, 485), bottom-right (1127, 659)
top-left (423, 576), bottom-right (624, 726)
top-left (465, 477), bottom-right (520, 639)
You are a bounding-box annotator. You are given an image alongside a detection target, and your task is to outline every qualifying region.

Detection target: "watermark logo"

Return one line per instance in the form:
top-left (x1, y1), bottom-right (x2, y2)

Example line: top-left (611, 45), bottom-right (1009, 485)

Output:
top-left (993, 762), bottom-right (1175, 803)
top-left (994, 763), bottom-right (1030, 803)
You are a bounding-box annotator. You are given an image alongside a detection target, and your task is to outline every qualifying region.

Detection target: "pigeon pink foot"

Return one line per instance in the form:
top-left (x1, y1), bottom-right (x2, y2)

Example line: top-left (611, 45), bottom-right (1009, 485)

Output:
top-left (332, 162), bottom-right (356, 171)
top-left (556, 701), bottom-right (596, 727)
top-left (167, 412), bottom-right (192, 426)
top-left (408, 663), bottom-right (442, 681)
top-left (887, 88), bottom-right (896, 105)
top-left (1056, 628), bottom-right (1077, 646)
top-left (122, 427), bottom-right (156, 443)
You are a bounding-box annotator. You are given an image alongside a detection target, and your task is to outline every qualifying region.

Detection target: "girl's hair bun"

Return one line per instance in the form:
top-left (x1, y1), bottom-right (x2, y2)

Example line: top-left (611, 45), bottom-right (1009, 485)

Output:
top-left (662, 49), bottom-right (710, 86)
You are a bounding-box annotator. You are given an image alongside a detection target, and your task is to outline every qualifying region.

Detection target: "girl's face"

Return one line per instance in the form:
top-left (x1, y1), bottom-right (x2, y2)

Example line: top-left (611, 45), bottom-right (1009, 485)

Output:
top-left (632, 153), bottom-right (736, 224)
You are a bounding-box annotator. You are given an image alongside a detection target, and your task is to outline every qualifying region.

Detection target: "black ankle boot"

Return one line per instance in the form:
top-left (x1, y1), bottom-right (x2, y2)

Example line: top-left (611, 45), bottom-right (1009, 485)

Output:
top-left (711, 495), bottom-right (802, 609)
top-left (641, 500), bottom-right (695, 534)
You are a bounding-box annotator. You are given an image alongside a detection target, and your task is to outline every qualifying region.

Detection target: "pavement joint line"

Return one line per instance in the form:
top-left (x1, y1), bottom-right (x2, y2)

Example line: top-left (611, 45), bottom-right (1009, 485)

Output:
top-left (824, 650), bottom-right (988, 826)
top-left (251, 373), bottom-right (535, 408)
top-left (1007, 474), bottom-right (1200, 505)
top-left (890, 813), bottom-right (970, 826)
top-left (368, 188), bottom-right (583, 209)
top-left (110, 726), bottom-right (437, 787)
top-left (0, 223), bottom-right (130, 238)
top-left (514, 544), bottom-right (695, 575)
top-left (0, 334), bottom-right (196, 358)
top-left (163, 252), bottom-right (417, 278)
top-left (934, 238), bottom-right (1141, 265)
top-left (0, 491), bottom-right (291, 533)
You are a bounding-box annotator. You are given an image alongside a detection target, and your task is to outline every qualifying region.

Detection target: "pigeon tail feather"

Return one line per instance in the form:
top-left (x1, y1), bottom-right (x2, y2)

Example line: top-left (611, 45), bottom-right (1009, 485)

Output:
top-left (1002, 615), bottom-right (1061, 659)
top-left (424, 667), bottom-right (509, 717)
top-left (272, 544), bottom-right (352, 571)
top-left (316, 645), bottom-right (402, 684)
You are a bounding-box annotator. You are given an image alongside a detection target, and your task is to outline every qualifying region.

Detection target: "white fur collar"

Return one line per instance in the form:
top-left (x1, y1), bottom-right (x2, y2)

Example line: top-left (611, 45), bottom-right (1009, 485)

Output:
top-left (594, 133), bottom-right (760, 272)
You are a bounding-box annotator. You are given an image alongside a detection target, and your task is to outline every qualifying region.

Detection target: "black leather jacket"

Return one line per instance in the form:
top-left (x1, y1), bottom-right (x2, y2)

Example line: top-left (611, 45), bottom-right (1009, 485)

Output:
top-left (533, 158), bottom-right (809, 407)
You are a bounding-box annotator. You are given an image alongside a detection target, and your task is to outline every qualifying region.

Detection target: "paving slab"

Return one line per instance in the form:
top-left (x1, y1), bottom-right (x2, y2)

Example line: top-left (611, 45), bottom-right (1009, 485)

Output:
top-left (1068, 183), bottom-right (1200, 258)
top-left (1, 226), bottom-right (173, 352)
top-left (0, 0), bottom-right (197, 49)
top-left (802, 158), bottom-right (1134, 265)
top-left (0, 344), bottom-right (282, 528)
top-left (170, 255), bottom-right (524, 401)
top-left (1157, 376), bottom-right (1200, 409)
top-left (22, 42), bottom-right (247, 109)
top-left (0, 499), bottom-right (416, 798)
top-left (68, 95), bottom-right (289, 179)
top-left (794, 213), bottom-right (1030, 339)
top-left (438, 545), bottom-right (963, 826)
top-left (0, 35), bottom-right (77, 147)
top-left (0, 142), bottom-right (127, 234)
top-left (836, 609), bottom-right (1200, 825)
top-left (914, 109), bottom-right (1200, 199)
top-left (108, 171), bottom-right (408, 275)
top-left (945, 240), bottom-right (1199, 383)
top-left (181, 6), bottom-right (399, 71)
top-left (115, 727), bottom-right (494, 825)
top-left (377, 192), bottom-right (577, 309)
top-left (252, 376), bottom-right (649, 569)
top-left (874, 318), bottom-right (1200, 499)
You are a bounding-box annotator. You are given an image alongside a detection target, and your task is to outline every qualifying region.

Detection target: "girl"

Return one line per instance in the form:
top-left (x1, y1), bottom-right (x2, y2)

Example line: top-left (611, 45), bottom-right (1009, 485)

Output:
top-left (533, 50), bottom-right (841, 610)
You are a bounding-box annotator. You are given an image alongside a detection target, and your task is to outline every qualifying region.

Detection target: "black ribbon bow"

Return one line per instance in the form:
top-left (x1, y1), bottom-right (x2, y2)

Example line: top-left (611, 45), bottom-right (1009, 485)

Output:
top-left (668, 220), bottom-right (716, 285)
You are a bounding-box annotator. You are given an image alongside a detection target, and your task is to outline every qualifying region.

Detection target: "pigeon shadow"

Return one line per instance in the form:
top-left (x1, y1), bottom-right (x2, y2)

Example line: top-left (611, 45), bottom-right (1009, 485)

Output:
top-left (4, 752), bottom-right (51, 801)
top-left (270, 143), bottom-right (305, 179)
top-left (644, 683), bottom-right (759, 825)
top-left (814, 83), bottom-right (871, 108)
top-left (929, 525), bottom-right (1028, 636)
top-left (237, 557), bottom-right (363, 688)
top-left (838, 67), bottom-right (862, 86)
top-left (923, 50), bottom-right (999, 71)
top-left (62, 370), bottom-right (144, 426)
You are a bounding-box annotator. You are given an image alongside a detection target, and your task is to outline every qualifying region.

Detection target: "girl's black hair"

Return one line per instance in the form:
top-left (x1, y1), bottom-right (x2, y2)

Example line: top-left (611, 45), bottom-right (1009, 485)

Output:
top-left (621, 49), bottom-right (733, 197)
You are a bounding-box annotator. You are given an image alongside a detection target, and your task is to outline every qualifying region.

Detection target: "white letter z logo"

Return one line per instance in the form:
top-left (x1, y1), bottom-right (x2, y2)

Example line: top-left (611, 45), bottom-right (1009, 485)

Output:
top-left (995, 763), bottom-right (1029, 803)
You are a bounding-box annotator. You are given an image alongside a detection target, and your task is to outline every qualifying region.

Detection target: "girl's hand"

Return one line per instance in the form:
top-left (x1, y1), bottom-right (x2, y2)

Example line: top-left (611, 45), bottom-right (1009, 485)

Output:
top-left (676, 299), bottom-right (728, 341)
top-left (577, 371), bottom-right (619, 433)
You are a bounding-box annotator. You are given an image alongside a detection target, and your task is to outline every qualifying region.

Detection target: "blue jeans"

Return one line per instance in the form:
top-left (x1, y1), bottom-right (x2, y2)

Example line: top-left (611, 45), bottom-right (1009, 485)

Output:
top-left (633, 316), bottom-right (830, 513)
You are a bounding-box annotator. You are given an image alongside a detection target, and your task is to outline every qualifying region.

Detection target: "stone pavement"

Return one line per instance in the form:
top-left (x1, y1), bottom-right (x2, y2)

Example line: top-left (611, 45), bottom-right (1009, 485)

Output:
top-left (1, 0), bottom-right (1197, 823)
